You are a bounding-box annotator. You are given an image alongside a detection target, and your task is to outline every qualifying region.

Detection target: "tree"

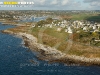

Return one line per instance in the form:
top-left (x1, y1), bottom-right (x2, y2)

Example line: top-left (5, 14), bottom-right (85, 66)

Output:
top-left (46, 18), bottom-right (53, 24)
top-left (92, 32), bottom-right (98, 37)
top-left (36, 20), bottom-right (46, 26)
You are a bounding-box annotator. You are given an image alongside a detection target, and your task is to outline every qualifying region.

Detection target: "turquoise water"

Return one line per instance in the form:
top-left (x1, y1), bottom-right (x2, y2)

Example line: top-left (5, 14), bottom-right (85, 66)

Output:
top-left (0, 23), bottom-right (100, 75)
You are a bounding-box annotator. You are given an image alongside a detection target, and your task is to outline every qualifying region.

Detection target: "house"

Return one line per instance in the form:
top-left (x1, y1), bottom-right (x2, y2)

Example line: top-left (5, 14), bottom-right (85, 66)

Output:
top-left (67, 26), bottom-right (73, 33)
top-left (57, 28), bottom-right (62, 32)
top-left (93, 25), bottom-right (97, 30)
top-left (83, 26), bottom-right (88, 31)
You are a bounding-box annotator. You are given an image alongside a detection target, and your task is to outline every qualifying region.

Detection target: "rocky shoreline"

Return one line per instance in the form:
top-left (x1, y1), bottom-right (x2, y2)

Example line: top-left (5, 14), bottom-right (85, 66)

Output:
top-left (2, 30), bottom-right (100, 66)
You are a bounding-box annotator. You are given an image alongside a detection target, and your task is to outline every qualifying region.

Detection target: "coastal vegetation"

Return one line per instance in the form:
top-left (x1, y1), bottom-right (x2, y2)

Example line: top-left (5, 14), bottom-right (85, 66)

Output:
top-left (7, 25), bottom-right (100, 58)
top-left (1, 10), bottom-right (100, 65)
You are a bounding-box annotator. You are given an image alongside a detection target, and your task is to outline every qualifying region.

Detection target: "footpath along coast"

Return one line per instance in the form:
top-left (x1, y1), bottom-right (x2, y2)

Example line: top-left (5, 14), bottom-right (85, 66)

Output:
top-left (2, 29), bottom-right (100, 66)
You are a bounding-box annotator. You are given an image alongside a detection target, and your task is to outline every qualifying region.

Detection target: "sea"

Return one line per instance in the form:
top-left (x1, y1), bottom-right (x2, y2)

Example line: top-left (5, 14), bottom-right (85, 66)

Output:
top-left (0, 22), bottom-right (100, 75)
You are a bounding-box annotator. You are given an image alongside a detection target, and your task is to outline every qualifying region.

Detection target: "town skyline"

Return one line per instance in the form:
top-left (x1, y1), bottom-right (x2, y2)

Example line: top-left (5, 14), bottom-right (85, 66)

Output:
top-left (0, 0), bottom-right (100, 10)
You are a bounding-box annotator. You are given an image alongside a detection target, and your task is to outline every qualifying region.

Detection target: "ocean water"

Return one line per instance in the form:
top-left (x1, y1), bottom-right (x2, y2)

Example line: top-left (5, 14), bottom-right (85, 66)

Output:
top-left (0, 23), bottom-right (100, 75)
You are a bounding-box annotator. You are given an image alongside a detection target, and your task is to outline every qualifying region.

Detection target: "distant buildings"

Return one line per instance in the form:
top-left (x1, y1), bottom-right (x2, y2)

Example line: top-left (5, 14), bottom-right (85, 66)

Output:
top-left (38, 20), bottom-right (100, 33)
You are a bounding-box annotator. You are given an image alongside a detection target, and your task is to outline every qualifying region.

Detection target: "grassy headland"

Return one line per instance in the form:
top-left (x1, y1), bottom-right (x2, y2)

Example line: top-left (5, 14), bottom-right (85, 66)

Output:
top-left (6, 25), bottom-right (100, 58)
top-left (1, 10), bottom-right (100, 65)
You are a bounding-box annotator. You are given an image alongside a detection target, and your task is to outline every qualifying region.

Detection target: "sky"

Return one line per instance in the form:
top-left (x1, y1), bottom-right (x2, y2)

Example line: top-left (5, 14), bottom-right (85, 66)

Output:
top-left (0, 0), bottom-right (100, 10)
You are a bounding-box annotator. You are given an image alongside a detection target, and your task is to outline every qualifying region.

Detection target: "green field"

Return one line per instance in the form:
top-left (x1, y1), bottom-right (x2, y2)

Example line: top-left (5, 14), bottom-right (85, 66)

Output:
top-left (71, 13), bottom-right (100, 22)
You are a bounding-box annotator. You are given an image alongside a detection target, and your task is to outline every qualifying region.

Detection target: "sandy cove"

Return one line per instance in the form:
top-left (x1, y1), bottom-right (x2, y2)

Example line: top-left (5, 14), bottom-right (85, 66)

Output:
top-left (2, 30), bottom-right (100, 66)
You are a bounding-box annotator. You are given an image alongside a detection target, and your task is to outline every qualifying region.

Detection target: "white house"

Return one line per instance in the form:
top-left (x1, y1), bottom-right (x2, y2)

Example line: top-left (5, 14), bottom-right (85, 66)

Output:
top-left (83, 26), bottom-right (88, 31)
top-left (57, 28), bottom-right (62, 32)
top-left (67, 27), bottom-right (73, 33)
top-left (93, 25), bottom-right (97, 30)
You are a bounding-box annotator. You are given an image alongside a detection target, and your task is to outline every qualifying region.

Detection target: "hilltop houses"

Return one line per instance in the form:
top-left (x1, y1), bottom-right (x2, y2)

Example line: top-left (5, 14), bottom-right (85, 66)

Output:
top-left (34, 19), bottom-right (100, 34)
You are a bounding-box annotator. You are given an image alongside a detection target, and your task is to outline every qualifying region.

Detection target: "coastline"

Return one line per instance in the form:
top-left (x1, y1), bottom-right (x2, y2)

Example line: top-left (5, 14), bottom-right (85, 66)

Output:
top-left (2, 29), bottom-right (100, 66)
top-left (0, 19), bottom-right (22, 26)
